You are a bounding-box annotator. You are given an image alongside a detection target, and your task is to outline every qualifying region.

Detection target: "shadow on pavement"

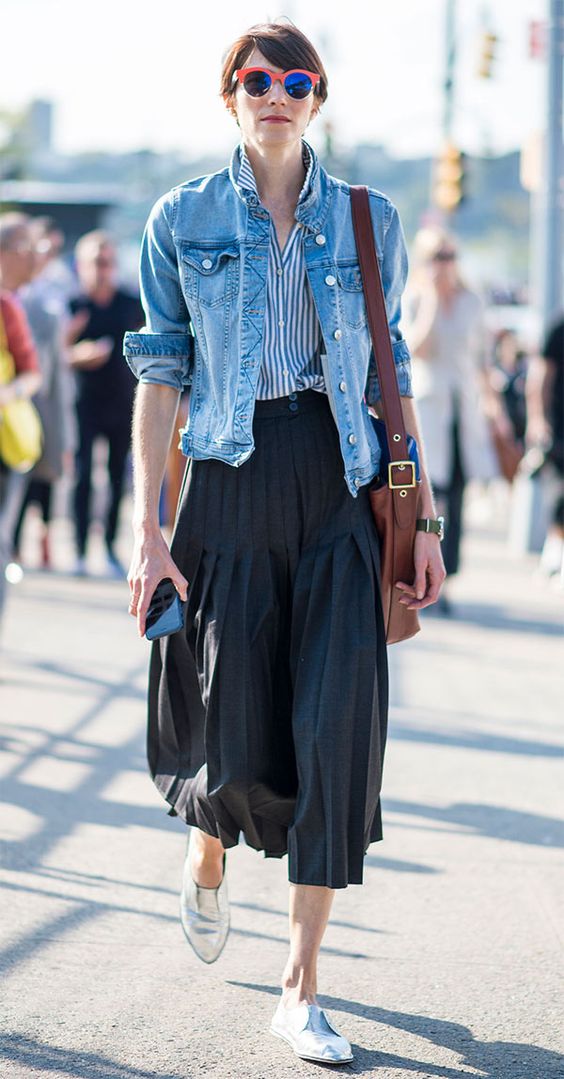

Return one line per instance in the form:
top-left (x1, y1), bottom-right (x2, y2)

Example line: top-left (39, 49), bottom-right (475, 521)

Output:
top-left (233, 898), bottom-right (390, 932)
top-left (390, 719), bottom-right (564, 758)
top-left (383, 799), bottom-right (564, 848)
top-left (231, 983), bottom-right (563, 1077)
top-left (1, 659), bottom-right (146, 697)
top-left (0, 654), bottom-right (184, 978)
top-left (423, 600), bottom-right (562, 638)
top-left (363, 854), bottom-right (441, 874)
top-left (35, 866), bottom-right (178, 895)
top-left (0, 880), bottom-right (180, 977)
top-left (231, 923), bottom-right (370, 959)
top-left (0, 1034), bottom-right (183, 1079)
top-left (11, 572), bottom-right (130, 614)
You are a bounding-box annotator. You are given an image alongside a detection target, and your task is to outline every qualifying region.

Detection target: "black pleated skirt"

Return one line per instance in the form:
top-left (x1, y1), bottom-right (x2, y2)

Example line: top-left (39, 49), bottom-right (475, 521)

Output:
top-left (148, 388), bottom-right (389, 888)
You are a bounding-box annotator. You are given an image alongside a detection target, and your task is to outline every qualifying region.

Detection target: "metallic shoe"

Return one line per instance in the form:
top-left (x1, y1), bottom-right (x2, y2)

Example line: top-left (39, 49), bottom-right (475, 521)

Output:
top-left (179, 829), bottom-right (229, 964)
top-left (270, 998), bottom-right (354, 1064)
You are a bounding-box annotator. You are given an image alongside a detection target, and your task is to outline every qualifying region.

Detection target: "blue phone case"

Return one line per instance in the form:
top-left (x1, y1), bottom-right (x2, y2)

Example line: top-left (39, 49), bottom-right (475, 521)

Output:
top-left (145, 579), bottom-right (187, 641)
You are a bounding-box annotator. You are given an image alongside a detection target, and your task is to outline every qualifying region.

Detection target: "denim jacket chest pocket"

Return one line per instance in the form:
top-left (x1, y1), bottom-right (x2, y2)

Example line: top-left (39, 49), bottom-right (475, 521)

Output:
top-left (334, 257), bottom-right (380, 330)
top-left (179, 243), bottom-right (240, 309)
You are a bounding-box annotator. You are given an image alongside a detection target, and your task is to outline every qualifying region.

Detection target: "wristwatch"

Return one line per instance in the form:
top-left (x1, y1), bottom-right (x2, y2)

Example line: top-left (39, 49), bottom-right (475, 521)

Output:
top-left (416, 516), bottom-right (445, 542)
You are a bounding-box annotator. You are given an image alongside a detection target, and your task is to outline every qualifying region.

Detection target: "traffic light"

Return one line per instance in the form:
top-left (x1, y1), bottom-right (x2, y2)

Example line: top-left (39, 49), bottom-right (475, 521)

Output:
top-left (433, 142), bottom-right (465, 213)
top-left (477, 30), bottom-right (498, 78)
top-left (528, 20), bottom-right (545, 60)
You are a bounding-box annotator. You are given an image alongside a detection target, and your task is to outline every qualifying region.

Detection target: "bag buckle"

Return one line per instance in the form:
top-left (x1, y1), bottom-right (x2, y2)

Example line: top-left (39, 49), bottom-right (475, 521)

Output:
top-left (388, 460), bottom-right (417, 489)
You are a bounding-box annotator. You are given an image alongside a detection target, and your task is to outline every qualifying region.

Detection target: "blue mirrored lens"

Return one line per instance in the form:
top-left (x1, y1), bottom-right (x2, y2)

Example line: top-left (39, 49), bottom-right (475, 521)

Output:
top-left (284, 72), bottom-right (314, 98)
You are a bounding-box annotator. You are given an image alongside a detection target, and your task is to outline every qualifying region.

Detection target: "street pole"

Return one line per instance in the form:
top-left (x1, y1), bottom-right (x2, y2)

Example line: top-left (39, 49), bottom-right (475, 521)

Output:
top-left (429, 0), bottom-right (457, 219)
top-left (513, 1), bottom-right (564, 556)
top-left (540, 0), bottom-right (564, 333)
top-left (443, 0), bottom-right (456, 142)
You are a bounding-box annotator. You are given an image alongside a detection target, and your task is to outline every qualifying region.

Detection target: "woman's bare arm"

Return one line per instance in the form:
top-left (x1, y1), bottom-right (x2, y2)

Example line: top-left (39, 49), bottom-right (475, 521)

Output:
top-left (128, 382), bottom-right (188, 636)
top-left (371, 394), bottom-right (446, 609)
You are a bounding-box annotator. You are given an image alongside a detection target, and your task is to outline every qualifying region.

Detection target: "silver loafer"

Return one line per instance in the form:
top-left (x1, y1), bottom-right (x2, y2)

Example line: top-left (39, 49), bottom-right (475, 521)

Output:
top-left (270, 998), bottom-right (354, 1064)
top-left (179, 829), bottom-right (230, 964)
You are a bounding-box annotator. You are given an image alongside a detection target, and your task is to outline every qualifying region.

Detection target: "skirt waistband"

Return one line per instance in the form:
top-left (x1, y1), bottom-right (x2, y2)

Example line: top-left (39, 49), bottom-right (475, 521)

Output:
top-left (253, 388), bottom-right (329, 419)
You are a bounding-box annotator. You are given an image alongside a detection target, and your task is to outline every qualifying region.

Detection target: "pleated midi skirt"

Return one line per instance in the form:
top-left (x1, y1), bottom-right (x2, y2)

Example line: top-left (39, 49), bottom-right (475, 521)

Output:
top-left (148, 388), bottom-right (389, 888)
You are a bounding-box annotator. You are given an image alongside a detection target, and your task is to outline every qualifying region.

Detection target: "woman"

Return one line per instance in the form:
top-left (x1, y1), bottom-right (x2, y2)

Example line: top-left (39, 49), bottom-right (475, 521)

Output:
top-left (13, 218), bottom-right (73, 570)
top-left (124, 21), bottom-right (444, 1064)
top-left (0, 289), bottom-right (41, 628)
top-left (405, 227), bottom-right (497, 610)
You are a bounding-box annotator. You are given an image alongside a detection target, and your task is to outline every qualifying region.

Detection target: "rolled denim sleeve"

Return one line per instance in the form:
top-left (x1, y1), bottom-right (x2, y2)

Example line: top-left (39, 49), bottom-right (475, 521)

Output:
top-left (365, 198), bottom-right (413, 405)
top-left (123, 192), bottom-right (194, 392)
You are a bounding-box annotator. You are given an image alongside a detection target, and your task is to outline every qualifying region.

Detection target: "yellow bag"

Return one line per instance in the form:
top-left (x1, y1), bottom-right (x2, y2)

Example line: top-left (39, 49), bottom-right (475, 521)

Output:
top-left (0, 304), bottom-right (43, 473)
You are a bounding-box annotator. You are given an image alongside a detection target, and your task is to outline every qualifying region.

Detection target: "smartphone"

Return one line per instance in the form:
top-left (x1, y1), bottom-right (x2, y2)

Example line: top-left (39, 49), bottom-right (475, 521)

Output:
top-left (145, 578), bottom-right (187, 641)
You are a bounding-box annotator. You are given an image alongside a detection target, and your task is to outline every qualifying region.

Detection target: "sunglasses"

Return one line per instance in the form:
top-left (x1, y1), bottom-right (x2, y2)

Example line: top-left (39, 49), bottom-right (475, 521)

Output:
top-left (234, 67), bottom-right (320, 100)
top-left (431, 250), bottom-right (456, 262)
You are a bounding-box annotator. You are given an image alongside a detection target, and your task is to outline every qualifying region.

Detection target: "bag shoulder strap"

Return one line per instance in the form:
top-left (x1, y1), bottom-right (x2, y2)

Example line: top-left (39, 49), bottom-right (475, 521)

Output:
top-left (350, 185), bottom-right (409, 465)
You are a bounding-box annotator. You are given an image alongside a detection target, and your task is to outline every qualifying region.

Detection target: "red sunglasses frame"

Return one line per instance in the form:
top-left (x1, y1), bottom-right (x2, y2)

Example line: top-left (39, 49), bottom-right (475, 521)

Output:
top-left (233, 67), bottom-right (321, 98)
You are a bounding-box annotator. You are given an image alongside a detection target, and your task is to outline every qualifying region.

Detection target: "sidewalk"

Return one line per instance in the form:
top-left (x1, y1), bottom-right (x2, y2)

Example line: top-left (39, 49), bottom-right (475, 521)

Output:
top-left (0, 496), bottom-right (562, 1079)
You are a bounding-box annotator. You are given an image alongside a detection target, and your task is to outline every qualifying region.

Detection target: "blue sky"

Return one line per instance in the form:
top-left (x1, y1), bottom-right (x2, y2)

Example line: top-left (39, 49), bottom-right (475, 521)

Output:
top-left (3, 0), bottom-right (547, 159)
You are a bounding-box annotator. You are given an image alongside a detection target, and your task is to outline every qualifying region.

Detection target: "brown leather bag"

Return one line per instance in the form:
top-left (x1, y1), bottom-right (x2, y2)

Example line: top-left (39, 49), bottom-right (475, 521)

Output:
top-left (351, 186), bottom-right (421, 645)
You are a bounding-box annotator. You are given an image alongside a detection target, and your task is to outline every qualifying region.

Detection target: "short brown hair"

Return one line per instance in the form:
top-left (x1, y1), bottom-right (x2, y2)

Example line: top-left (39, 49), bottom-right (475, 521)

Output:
top-left (220, 20), bottom-right (328, 107)
top-left (75, 229), bottom-right (113, 263)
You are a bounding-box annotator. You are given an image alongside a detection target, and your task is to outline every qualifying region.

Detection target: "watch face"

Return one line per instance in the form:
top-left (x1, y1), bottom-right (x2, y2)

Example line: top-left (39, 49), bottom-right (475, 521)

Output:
top-left (437, 515), bottom-right (445, 541)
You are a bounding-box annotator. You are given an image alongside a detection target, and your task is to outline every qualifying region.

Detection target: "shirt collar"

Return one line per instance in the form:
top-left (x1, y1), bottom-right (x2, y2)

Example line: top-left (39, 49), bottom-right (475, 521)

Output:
top-left (235, 139), bottom-right (315, 206)
top-left (228, 137), bottom-right (327, 234)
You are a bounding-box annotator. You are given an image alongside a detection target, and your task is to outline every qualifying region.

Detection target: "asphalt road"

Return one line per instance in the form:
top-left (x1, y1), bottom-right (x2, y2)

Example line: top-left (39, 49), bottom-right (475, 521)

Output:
top-left (1, 497), bottom-right (562, 1079)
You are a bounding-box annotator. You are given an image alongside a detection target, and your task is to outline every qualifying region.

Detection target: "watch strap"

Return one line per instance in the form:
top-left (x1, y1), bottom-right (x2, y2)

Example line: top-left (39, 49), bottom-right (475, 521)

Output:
top-left (416, 517), bottom-right (444, 538)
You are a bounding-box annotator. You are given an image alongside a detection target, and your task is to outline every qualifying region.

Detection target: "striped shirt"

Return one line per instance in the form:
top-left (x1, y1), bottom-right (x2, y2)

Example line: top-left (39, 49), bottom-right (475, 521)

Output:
top-left (237, 143), bottom-right (326, 400)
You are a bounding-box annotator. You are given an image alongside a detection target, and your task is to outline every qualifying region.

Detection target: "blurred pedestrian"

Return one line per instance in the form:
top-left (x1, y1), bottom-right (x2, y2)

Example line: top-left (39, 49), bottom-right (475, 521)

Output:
top-left (24, 216), bottom-right (75, 316)
top-left (405, 227), bottom-right (497, 610)
top-left (0, 262), bottom-right (41, 627)
top-left (12, 217), bottom-right (74, 570)
top-left (124, 20), bottom-right (445, 1066)
top-left (490, 329), bottom-right (528, 445)
top-left (487, 328), bottom-right (527, 483)
top-left (525, 314), bottom-right (564, 579)
top-left (66, 231), bottom-right (143, 576)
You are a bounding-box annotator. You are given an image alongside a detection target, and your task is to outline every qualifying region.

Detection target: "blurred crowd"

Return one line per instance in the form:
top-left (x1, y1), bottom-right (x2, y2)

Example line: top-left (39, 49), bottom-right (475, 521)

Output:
top-left (0, 212), bottom-right (143, 630)
top-left (404, 225), bottom-right (563, 611)
top-left (0, 210), bottom-right (562, 635)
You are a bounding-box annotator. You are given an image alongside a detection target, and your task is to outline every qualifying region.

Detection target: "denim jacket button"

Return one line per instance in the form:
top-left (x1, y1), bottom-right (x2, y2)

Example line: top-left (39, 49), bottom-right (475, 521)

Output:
top-left (201, 258), bottom-right (213, 269)
top-left (315, 234), bottom-right (326, 245)
top-left (325, 274), bottom-right (336, 286)
top-left (348, 433), bottom-right (357, 445)
top-left (354, 477), bottom-right (362, 488)
top-left (333, 329), bottom-right (342, 340)
top-left (339, 380), bottom-right (347, 392)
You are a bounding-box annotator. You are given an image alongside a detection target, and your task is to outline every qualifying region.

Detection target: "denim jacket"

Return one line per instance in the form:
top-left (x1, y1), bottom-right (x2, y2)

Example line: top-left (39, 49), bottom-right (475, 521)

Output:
top-left (123, 138), bottom-right (413, 497)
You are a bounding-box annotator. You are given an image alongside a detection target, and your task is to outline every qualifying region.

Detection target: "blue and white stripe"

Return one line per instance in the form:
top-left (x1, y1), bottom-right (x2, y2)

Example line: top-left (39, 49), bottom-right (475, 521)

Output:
top-left (237, 143), bottom-right (326, 400)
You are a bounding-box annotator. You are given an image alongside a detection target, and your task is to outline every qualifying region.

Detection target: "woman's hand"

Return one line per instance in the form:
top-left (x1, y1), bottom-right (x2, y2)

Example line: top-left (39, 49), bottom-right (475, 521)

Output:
top-left (395, 532), bottom-right (446, 611)
top-left (128, 526), bottom-right (188, 638)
